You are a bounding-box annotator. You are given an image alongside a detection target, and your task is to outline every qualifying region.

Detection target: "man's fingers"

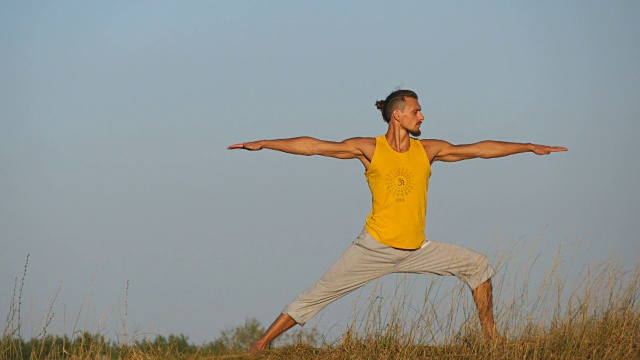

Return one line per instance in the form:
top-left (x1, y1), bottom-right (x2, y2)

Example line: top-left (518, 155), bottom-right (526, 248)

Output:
top-left (228, 142), bottom-right (262, 151)
top-left (550, 146), bottom-right (568, 152)
top-left (534, 145), bottom-right (568, 155)
top-left (227, 143), bottom-right (245, 150)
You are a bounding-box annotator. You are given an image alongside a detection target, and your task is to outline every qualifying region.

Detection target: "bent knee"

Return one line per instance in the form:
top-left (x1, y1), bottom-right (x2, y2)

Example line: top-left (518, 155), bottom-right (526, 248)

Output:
top-left (467, 254), bottom-right (494, 289)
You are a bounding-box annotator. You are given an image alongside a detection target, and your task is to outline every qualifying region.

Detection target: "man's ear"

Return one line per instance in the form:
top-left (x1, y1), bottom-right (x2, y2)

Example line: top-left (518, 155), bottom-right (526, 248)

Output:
top-left (392, 108), bottom-right (401, 122)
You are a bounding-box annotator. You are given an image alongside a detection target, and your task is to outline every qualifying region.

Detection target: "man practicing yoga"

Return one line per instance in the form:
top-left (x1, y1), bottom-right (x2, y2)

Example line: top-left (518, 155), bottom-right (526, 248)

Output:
top-left (228, 89), bottom-right (567, 352)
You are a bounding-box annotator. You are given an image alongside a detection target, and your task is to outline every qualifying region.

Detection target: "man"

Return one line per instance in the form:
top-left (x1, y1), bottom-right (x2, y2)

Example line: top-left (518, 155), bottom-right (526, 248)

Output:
top-left (228, 89), bottom-right (567, 352)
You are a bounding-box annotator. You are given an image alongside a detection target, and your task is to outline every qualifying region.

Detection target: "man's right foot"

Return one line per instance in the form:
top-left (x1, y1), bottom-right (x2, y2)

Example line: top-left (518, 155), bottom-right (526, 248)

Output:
top-left (249, 341), bottom-right (267, 353)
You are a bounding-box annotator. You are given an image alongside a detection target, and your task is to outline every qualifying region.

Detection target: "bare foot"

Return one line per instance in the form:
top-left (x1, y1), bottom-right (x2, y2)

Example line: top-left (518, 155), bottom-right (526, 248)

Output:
top-left (249, 340), bottom-right (267, 354)
top-left (248, 313), bottom-right (296, 354)
top-left (485, 333), bottom-right (507, 349)
top-left (492, 334), bottom-right (507, 344)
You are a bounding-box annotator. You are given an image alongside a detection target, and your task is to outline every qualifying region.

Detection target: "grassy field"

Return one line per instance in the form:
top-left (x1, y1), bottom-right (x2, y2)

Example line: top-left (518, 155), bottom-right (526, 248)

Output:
top-left (3, 244), bottom-right (639, 359)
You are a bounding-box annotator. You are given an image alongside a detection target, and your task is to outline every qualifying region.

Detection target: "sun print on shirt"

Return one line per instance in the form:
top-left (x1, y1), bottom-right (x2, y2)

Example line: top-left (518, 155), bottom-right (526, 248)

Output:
top-left (386, 167), bottom-right (413, 201)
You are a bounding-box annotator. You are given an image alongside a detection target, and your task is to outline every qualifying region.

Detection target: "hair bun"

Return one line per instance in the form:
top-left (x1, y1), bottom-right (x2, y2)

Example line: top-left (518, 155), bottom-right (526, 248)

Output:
top-left (375, 100), bottom-right (385, 110)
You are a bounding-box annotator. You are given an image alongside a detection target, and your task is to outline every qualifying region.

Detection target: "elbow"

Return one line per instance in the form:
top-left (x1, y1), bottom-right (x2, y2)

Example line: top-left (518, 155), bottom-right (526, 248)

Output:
top-left (299, 147), bottom-right (317, 156)
top-left (302, 137), bottom-right (323, 156)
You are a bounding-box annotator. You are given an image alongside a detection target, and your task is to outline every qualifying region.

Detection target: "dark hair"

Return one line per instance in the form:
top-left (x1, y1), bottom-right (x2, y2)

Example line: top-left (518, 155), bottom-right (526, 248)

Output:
top-left (375, 89), bottom-right (418, 123)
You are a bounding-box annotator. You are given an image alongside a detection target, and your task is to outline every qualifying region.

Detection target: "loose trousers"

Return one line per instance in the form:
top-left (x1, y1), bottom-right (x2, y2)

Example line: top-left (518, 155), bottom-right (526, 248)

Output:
top-left (283, 229), bottom-right (494, 325)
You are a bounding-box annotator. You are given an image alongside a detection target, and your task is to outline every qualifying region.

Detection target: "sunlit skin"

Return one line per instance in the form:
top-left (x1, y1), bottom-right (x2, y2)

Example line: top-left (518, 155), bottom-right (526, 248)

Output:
top-left (227, 97), bottom-right (567, 168)
top-left (397, 97), bottom-right (424, 137)
top-left (228, 96), bottom-right (568, 352)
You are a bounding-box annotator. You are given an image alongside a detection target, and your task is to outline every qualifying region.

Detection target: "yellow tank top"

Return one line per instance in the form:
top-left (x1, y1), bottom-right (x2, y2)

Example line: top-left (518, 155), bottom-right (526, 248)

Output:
top-left (364, 136), bottom-right (431, 249)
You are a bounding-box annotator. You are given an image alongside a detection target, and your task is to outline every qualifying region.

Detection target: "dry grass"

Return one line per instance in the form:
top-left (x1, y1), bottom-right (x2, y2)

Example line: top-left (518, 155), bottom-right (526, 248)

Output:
top-left (3, 242), bottom-right (640, 359)
top-left (215, 241), bottom-right (640, 360)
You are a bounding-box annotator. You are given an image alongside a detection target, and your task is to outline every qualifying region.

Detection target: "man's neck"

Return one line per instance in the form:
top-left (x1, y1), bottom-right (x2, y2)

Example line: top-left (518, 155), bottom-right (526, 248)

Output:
top-left (385, 126), bottom-right (412, 153)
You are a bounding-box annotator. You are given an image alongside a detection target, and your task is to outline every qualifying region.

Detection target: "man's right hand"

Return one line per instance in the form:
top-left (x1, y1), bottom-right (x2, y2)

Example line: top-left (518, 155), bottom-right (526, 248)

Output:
top-left (227, 141), bottom-right (263, 151)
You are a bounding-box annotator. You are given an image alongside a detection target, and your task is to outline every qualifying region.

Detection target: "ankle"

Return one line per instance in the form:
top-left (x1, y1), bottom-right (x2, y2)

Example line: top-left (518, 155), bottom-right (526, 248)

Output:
top-left (250, 339), bottom-right (268, 353)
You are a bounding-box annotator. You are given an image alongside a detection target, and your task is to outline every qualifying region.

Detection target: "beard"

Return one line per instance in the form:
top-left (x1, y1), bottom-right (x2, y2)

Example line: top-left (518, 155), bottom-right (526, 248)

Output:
top-left (408, 128), bottom-right (422, 137)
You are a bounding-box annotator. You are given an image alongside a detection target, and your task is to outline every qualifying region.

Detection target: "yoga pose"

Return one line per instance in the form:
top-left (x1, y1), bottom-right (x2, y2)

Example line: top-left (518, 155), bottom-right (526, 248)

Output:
top-left (228, 89), bottom-right (567, 352)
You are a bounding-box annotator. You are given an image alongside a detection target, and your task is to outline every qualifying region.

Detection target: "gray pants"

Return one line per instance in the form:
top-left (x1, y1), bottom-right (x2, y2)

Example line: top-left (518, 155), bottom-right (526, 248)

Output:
top-left (283, 229), bottom-right (494, 325)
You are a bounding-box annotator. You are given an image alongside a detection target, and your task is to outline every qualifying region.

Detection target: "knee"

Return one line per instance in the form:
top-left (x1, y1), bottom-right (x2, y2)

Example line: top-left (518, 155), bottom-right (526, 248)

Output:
top-left (471, 254), bottom-right (494, 285)
top-left (476, 253), bottom-right (493, 272)
top-left (477, 253), bottom-right (491, 270)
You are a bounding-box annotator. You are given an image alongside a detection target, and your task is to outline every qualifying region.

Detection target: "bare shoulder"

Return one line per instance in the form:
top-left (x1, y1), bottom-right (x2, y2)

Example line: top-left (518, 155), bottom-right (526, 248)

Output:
top-left (419, 139), bottom-right (452, 162)
top-left (419, 138), bottom-right (451, 147)
top-left (343, 137), bottom-right (376, 148)
top-left (343, 137), bottom-right (376, 163)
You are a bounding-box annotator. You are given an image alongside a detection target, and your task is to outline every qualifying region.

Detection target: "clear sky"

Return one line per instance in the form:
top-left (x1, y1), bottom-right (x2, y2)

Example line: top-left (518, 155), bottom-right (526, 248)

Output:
top-left (1, 1), bottom-right (639, 344)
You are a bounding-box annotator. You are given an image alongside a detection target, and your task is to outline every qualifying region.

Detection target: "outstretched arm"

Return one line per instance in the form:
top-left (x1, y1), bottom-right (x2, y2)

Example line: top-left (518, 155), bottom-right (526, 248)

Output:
top-left (423, 139), bottom-right (568, 163)
top-left (228, 136), bottom-right (374, 161)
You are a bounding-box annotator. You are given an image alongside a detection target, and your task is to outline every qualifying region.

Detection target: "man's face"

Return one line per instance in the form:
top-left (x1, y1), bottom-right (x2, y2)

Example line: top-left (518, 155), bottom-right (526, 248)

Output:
top-left (397, 97), bottom-right (425, 137)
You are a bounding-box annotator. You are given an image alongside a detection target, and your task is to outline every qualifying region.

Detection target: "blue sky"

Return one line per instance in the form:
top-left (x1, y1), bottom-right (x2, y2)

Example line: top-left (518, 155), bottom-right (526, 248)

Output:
top-left (1, 1), bottom-right (639, 344)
